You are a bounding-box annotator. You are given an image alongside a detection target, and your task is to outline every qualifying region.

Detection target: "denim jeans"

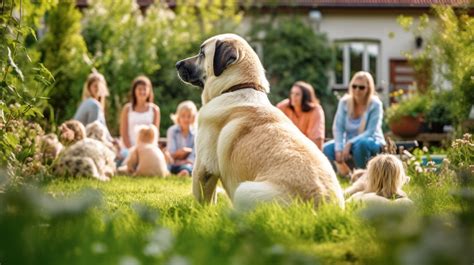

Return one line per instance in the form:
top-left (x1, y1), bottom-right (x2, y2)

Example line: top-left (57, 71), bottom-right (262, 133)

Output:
top-left (323, 137), bottom-right (383, 169)
top-left (169, 164), bottom-right (193, 175)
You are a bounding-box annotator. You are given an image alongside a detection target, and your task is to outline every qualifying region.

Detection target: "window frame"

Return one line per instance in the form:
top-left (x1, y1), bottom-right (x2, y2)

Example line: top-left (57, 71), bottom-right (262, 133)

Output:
top-left (332, 39), bottom-right (381, 90)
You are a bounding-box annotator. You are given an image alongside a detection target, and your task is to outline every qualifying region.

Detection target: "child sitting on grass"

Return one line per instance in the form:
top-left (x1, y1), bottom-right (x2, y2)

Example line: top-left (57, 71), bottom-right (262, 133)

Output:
top-left (166, 100), bottom-right (197, 177)
top-left (347, 154), bottom-right (412, 205)
top-left (120, 124), bottom-right (169, 177)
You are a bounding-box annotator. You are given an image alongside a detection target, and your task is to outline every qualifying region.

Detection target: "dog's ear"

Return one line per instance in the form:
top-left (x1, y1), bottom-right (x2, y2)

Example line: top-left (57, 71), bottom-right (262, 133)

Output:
top-left (213, 39), bottom-right (238, 77)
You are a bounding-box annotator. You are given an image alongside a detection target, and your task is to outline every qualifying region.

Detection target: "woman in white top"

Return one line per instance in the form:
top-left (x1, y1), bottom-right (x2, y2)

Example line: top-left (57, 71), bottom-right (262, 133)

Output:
top-left (120, 75), bottom-right (160, 149)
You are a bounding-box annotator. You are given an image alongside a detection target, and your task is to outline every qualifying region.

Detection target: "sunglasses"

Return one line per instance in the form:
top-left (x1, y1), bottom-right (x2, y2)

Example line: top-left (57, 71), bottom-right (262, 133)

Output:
top-left (352, 84), bottom-right (366, 90)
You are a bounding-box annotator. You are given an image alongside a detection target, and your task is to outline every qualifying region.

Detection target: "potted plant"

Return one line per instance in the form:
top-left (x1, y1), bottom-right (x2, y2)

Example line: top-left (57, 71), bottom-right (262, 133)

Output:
top-left (386, 93), bottom-right (428, 138)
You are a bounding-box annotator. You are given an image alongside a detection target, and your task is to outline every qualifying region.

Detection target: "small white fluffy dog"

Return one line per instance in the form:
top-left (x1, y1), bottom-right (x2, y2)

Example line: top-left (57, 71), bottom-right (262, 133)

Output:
top-left (176, 33), bottom-right (344, 210)
top-left (36, 133), bottom-right (64, 165)
top-left (55, 120), bottom-right (116, 181)
top-left (85, 121), bottom-right (114, 150)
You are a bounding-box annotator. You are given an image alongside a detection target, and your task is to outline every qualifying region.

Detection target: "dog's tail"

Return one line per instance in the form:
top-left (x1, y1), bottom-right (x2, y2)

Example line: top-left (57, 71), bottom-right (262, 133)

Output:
top-left (233, 181), bottom-right (290, 211)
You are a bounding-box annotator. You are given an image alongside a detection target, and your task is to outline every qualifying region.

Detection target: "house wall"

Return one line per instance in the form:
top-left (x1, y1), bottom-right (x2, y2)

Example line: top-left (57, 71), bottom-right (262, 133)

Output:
top-left (319, 11), bottom-right (419, 104)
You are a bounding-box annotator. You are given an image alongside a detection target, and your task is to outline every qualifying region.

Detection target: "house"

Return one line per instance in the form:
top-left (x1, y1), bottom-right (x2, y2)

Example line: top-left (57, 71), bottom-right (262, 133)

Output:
top-left (238, 0), bottom-right (471, 104)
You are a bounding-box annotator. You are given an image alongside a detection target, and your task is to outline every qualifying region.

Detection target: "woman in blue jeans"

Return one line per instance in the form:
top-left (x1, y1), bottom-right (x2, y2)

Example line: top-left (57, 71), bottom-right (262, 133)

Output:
top-left (323, 71), bottom-right (385, 170)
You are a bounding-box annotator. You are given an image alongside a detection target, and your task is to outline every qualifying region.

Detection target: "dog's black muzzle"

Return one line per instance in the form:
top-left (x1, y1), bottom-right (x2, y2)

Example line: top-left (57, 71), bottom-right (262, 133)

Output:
top-left (176, 59), bottom-right (204, 88)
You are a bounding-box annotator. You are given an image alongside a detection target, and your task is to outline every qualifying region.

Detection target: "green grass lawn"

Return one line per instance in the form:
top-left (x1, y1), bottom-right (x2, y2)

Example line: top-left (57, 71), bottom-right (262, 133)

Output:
top-left (0, 171), bottom-right (469, 265)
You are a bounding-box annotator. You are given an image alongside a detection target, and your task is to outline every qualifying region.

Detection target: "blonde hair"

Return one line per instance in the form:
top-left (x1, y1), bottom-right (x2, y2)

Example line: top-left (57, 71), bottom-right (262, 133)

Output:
top-left (170, 100), bottom-right (198, 128)
top-left (366, 154), bottom-right (406, 198)
top-left (82, 72), bottom-right (109, 109)
top-left (343, 71), bottom-right (377, 133)
top-left (136, 124), bottom-right (158, 145)
top-left (345, 71), bottom-right (376, 111)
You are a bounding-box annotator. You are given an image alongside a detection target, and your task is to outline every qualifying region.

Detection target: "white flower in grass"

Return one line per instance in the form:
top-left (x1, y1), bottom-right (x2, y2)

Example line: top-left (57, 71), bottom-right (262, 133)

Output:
top-left (143, 242), bottom-right (162, 257)
top-left (91, 242), bottom-right (107, 254)
top-left (144, 227), bottom-right (174, 257)
top-left (119, 256), bottom-right (140, 265)
top-left (266, 244), bottom-right (285, 255)
top-left (166, 255), bottom-right (190, 265)
top-left (415, 165), bottom-right (423, 173)
top-left (422, 146), bottom-right (429, 153)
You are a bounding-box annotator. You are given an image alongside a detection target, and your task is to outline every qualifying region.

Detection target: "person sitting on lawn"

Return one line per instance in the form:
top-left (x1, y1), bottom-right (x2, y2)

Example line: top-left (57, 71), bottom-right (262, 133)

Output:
top-left (347, 154), bottom-right (412, 205)
top-left (121, 124), bottom-right (169, 177)
top-left (166, 100), bottom-right (197, 176)
top-left (276, 81), bottom-right (325, 150)
top-left (120, 75), bottom-right (161, 150)
top-left (323, 71), bottom-right (385, 173)
top-left (73, 71), bottom-right (112, 139)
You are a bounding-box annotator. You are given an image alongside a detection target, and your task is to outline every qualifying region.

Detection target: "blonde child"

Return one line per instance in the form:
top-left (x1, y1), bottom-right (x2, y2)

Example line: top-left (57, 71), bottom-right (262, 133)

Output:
top-left (74, 72), bottom-right (112, 139)
top-left (347, 154), bottom-right (412, 205)
top-left (166, 100), bottom-right (197, 176)
top-left (123, 124), bottom-right (169, 177)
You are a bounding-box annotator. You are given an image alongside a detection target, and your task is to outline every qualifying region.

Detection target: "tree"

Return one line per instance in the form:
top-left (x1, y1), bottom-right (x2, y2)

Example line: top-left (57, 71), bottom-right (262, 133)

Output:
top-left (248, 17), bottom-right (336, 133)
top-left (82, 0), bottom-right (242, 135)
top-left (39, 1), bottom-right (91, 124)
top-left (399, 6), bottom-right (474, 132)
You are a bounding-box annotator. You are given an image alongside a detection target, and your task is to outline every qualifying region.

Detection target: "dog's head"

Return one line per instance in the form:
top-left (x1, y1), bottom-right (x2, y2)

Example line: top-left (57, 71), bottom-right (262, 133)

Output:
top-left (176, 33), bottom-right (269, 104)
top-left (86, 121), bottom-right (108, 143)
top-left (136, 124), bottom-right (158, 145)
top-left (59, 120), bottom-right (86, 145)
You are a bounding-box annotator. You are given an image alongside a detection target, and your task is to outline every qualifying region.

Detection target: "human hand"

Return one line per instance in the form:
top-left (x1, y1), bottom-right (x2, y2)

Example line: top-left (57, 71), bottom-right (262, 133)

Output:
top-left (182, 147), bottom-right (193, 154)
top-left (342, 143), bottom-right (352, 161)
top-left (335, 151), bottom-right (343, 163)
top-left (175, 159), bottom-right (193, 166)
top-left (174, 147), bottom-right (193, 160)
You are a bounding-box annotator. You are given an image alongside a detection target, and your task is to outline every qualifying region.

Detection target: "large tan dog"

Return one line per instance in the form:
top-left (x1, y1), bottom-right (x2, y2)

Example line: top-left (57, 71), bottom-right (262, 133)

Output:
top-left (176, 33), bottom-right (344, 210)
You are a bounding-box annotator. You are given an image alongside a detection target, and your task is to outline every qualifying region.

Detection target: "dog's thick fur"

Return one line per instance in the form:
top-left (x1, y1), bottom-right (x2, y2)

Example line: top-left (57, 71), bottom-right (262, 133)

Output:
top-left (55, 120), bottom-right (116, 181)
top-left (344, 169), bottom-right (368, 197)
top-left (36, 133), bottom-right (64, 165)
top-left (176, 33), bottom-right (344, 210)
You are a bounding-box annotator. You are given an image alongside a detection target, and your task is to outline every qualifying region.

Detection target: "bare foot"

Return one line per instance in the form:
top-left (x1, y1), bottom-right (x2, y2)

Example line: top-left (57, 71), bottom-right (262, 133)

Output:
top-left (177, 169), bottom-right (190, 177)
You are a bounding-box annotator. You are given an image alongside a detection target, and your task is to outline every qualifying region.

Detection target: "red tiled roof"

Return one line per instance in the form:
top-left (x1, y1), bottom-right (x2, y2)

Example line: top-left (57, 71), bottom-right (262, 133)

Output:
top-left (76, 0), bottom-right (472, 8)
top-left (76, 0), bottom-right (88, 7)
top-left (250, 0), bottom-right (472, 7)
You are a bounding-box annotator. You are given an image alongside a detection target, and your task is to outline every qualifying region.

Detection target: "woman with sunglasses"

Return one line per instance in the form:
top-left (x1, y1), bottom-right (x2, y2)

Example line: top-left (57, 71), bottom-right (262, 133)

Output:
top-left (277, 81), bottom-right (325, 150)
top-left (323, 71), bottom-right (385, 172)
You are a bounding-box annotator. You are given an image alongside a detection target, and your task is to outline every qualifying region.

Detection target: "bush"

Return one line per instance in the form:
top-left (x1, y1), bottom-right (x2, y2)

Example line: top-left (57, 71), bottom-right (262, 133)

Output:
top-left (424, 91), bottom-right (454, 126)
top-left (0, 1), bottom-right (54, 185)
top-left (447, 133), bottom-right (474, 180)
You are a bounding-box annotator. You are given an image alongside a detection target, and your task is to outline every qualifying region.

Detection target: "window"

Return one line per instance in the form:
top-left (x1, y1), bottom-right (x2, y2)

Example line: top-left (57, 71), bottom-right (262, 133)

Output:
top-left (334, 41), bottom-right (380, 87)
